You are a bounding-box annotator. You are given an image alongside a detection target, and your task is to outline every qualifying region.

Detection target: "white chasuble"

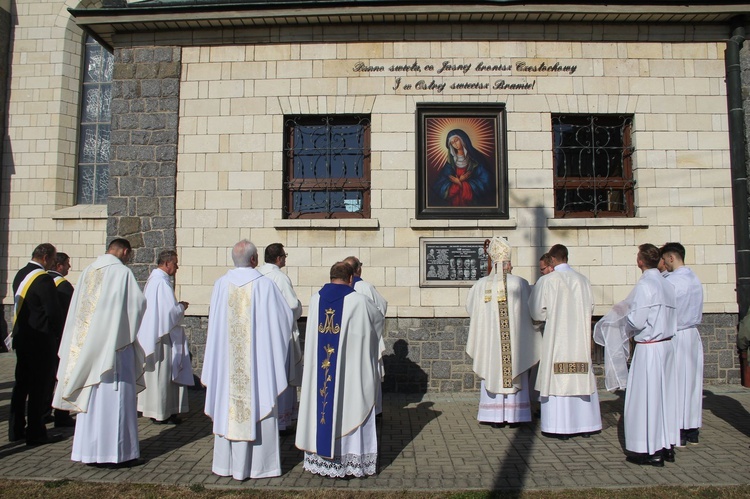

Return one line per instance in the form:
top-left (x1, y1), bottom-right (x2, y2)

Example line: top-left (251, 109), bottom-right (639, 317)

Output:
top-left (528, 264), bottom-right (597, 398)
top-left (53, 254), bottom-right (147, 414)
top-left (202, 267), bottom-right (292, 444)
top-left (466, 272), bottom-right (541, 395)
top-left (137, 268), bottom-right (192, 420)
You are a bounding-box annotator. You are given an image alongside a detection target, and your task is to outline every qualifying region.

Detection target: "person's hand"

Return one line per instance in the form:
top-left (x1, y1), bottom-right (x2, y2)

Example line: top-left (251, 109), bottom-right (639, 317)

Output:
top-left (449, 175), bottom-right (461, 185)
top-left (459, 172), bottom-right (470, 182)
top-left (179, 301), bottom-right (189, 310)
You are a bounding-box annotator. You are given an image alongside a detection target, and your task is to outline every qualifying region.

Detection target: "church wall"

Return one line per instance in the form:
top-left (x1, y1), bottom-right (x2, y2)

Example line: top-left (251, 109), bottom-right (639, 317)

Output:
top-left (0, 5), bottom-right (745, 389)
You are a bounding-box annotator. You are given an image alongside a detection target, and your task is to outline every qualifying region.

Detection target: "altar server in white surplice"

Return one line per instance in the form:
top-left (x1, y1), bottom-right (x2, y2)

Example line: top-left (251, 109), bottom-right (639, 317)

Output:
top-left (528, 244), bottom-right (602, 439)
top-left (466, 237), bottom-right (541, 426)
top-left (661, 242), bottom-right (704, 446)
top-left (202, 240), bottom-right (293, 480)
top-left (257, 242), bottom-right (303, 433)
top-left (625, 244), bottom-right (679, 466)
top-left (296, 261), bottom-right (385, 478)
top-left (53, 238), bottom-right (147, 467)
top-left (137, 250), bottom-right (193, 425)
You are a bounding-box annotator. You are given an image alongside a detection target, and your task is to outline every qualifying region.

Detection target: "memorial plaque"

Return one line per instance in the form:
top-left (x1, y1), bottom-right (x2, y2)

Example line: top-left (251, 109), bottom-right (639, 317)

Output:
top-left (420, 237), bottom-right (490, 287)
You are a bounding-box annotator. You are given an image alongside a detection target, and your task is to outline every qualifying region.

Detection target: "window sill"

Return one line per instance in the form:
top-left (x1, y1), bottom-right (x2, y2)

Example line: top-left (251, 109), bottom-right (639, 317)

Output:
top-left (273, 219), bottom-right (380, 230)
top-left (409, 219), bottom-right (517, 229)
top-left (547, 217), bottom-right (649, 229)
top-left (51, 205), bottom-right (108, 220)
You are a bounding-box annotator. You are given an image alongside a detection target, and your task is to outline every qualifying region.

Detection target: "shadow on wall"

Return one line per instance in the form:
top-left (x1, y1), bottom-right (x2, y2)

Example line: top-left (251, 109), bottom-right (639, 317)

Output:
top-left (382, 339), bottom-right (429, 398)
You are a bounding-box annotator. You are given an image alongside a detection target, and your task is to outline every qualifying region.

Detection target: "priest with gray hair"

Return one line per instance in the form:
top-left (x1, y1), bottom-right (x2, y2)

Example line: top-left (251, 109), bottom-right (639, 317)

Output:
top-left (202, 239), bottom-right (293, 479)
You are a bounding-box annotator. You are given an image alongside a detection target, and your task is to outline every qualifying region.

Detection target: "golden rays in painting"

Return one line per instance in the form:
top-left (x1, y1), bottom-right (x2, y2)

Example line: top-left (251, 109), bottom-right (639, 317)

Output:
top-left (425, 117), bottom-right (496, 172)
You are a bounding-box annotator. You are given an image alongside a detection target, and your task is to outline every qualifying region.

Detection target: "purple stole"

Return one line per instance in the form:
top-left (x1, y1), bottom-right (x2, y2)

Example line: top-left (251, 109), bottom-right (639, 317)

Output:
top-left (315, 283), bottom-right (354, 458)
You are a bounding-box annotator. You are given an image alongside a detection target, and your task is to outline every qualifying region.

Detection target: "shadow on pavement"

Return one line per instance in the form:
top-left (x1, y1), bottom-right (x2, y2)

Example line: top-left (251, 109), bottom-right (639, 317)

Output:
top-left (703, 389), bottom-right (750, 438)
top-left (378, 340), bottom-right (439, 471)
top-left (600, 391), bottom-right (626, 452)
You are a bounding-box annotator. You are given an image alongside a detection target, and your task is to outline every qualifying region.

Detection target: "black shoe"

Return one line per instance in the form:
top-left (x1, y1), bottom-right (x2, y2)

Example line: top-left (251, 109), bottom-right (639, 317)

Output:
top-left (581, 433), bottom-right (591, 439)
top-left (680, 437), bottom-right (687, 446)
top-left (663, 448), bottom-right (675, 462)
top-left (26, 434), bottom-right (64, 447)
top-left (90, 458), bottom-right (146, 469)
top-left (54, 417), bottom-right (76, 428)
top-left (626, 454), bottom-right (664, 467)
top-left (685, 430), bottom-right (699, 445)
top-left (542, 432), bottom-right (570, 440)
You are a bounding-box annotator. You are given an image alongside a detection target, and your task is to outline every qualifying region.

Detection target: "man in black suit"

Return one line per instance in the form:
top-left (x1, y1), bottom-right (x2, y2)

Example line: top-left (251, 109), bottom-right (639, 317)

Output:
top-left (9, 243), bottom-right (63, 445)
top-left (46, 252), bottom-right (75, 428)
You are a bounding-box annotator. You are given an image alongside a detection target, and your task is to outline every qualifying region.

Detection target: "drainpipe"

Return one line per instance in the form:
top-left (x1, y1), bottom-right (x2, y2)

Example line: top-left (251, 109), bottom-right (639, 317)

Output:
top-left (726, 17), bottom-right (750, 321)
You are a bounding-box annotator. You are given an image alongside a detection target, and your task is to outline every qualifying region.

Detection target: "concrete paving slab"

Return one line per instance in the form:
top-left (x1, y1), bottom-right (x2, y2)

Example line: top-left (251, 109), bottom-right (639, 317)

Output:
top-left (0, 352), bottom-right (749, 491)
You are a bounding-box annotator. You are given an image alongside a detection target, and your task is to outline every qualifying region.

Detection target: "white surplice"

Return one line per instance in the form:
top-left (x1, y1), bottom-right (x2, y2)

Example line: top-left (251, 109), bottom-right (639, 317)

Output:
top-left (136, 268), bottom-right (192, 421)
top-left (624, 268), bottom-right (680, 454)
top-left (295, 289), bottom-right (385, 478)
top-left (201, 267), bottom-right (292, 480)
top-left (257, 262), bottom-right (303, 431)
top-left (352, 278), bottom-right (387, 415)
top-left (665, 266), bottom-right (704, 431)
top-left (53, 253), bottom-right (146, 464)
top-left (528, 263), bottom-right (601, 435)
top-left (466, 272), bottom-right (541, 423)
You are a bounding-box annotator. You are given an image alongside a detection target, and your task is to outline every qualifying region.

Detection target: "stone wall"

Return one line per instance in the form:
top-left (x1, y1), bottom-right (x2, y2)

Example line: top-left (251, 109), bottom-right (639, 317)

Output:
top-left (182, 312), bottom-right (741, 392)
top-left (108, 46), bottom-right (181, 282)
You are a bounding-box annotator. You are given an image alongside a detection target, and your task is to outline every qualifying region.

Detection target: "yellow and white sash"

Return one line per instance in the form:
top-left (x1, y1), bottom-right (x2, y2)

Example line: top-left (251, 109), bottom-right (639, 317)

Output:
top-left (53, 275), bottom-right (68, 287)
top-left (5, 268), bottom-right (47, 351)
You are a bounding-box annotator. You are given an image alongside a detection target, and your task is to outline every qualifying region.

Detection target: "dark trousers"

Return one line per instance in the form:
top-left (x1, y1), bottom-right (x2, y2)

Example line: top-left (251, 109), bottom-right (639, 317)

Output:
top-left (9, 344), bottom-right (57, 441)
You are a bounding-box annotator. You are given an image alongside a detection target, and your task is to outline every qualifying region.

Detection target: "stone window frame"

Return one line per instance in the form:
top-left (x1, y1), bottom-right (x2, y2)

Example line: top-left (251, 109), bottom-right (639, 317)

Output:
top-left (552, 114), bottom-right (636, 218)
top-left (282, 114), bottom-right (371, 219)
top-left (76, 35), bottom-right (113, 205)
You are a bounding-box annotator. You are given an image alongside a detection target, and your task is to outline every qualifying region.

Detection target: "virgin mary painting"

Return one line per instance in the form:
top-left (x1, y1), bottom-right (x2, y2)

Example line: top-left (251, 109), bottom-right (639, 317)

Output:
top-left (428, 128), bottom-right (496, 208)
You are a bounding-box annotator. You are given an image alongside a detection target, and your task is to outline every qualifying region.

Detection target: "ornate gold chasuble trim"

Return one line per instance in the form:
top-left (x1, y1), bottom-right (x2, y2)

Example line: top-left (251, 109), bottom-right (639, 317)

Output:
top-left (553, 362), bottom-right (589, 374)
top-left (63, 267), bottom-right (104, 395)
top-left (227, 283), bottom-right (254, 430)
top-left (485, 268), bottom-right (513, 389)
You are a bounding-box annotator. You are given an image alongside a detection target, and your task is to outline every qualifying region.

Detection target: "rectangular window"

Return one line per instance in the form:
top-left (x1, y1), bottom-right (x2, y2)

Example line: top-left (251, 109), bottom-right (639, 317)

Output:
top-left (552, 114), bottom-right (635, 218)
top-left (283, 115), bottom-right (371, 219)
top-left (77, 35), bottom-right (113, 204)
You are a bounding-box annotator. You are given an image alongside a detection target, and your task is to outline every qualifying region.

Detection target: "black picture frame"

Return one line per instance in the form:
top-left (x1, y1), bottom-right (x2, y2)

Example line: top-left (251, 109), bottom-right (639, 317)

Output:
top-left (416, 102), bottom-right (509, 219)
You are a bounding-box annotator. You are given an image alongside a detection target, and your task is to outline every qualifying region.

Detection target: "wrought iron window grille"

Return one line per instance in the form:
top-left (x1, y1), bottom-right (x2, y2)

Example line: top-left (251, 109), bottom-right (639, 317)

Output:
top-left (283, 115), bottom-right (371, 219)
top-left (552, 114), bottom-right (635, 218)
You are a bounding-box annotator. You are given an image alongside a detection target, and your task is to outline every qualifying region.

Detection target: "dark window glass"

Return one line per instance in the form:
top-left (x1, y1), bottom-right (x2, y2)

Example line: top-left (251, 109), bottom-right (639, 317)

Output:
top-left (77, 35), bottom-right (112, 204)
top-left (552, 114), bottom-right (635, 218)
top-left (284, 115), bottom-right (371, 219)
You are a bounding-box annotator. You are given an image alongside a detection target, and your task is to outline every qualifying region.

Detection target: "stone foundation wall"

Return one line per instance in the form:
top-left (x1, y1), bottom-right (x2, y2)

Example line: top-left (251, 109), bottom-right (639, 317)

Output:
top-left (2, 306), bottom-right (738, 390)
top-left (180, 312), bottom-right (742, 392)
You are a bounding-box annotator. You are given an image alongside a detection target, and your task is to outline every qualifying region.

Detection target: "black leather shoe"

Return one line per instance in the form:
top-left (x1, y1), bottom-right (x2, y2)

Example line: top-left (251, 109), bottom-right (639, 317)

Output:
top-left (686, 432), bottom-right (699, 445)
top-left (663, 448), bottom-right (675, 462)
top-left (626, 454), bottom-right (664, 467)
top-left (26, 434), bottom-right (64, 447)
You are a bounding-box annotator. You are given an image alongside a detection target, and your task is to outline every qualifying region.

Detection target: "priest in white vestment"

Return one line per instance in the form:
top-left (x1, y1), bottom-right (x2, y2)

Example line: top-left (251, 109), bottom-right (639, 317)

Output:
top-left (466, 237), bottom-right (541, 426)
top-left (53, 238), bottom-right (147, 466)
top-left (202, 240), bottom-right (293, 480)
top-left (343, 255), bottom-right (387, 415)
top-left (137, 250), bottom-right (193, 424)
top-left (258, 242), bottom-right (303, 433)
top-left (661, 242), bottom-right (704, 446)
top-left (296, 261), bottom-right (385, 478)
top-left (528, 244), bottom-right (602, 439)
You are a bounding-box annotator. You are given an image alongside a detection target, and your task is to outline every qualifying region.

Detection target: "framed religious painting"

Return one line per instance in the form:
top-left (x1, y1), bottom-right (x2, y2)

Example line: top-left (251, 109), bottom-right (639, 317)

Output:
top-left (415, 103), bottom-right (509, 219)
